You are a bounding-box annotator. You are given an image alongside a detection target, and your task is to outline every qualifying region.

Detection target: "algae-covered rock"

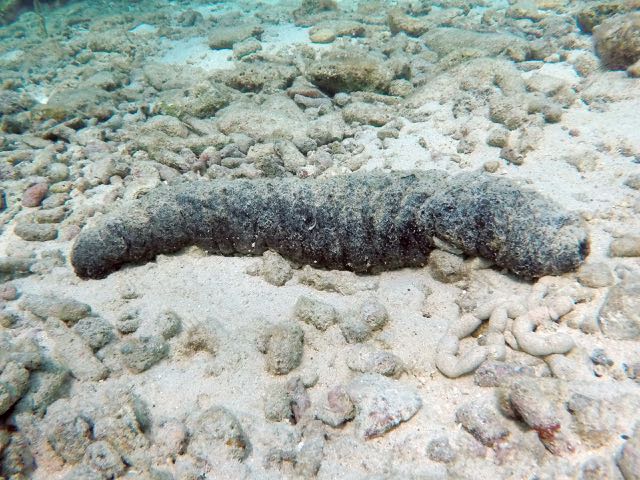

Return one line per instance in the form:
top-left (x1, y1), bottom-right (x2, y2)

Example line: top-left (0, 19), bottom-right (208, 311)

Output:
top-left (307, 49), bottom-right (394, 95)
top-left (594, 13), bottom-right (640, 70)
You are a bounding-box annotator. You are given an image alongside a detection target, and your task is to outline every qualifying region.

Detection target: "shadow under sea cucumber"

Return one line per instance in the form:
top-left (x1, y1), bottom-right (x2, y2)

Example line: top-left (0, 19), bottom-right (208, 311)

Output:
top-left (70, 171), bottom-right (589, 280)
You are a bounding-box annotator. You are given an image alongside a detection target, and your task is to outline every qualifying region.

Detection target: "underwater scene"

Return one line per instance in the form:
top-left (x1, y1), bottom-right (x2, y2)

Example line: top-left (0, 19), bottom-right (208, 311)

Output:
top-left (1, 0), bottom-right (640, 478)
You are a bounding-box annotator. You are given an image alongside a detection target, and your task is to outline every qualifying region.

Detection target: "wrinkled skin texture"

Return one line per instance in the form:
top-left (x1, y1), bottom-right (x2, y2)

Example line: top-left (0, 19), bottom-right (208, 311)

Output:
top-left (71, 171), bottom-right (589, 280)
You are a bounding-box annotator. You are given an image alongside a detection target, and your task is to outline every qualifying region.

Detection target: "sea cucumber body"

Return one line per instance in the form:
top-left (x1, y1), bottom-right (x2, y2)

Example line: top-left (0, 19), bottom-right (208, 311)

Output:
top-left (70, 171), bottom-right (588, 280)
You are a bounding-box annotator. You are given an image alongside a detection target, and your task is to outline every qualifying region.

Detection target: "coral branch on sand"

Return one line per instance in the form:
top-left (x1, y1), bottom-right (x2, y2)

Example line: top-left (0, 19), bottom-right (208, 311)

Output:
top-left (70, 171), bottom-right (589, 280)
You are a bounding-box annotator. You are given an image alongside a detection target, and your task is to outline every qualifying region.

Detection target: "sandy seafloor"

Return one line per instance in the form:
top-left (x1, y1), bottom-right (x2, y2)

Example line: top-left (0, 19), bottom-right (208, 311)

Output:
top-left (1, 0), bottom-right (640, 479)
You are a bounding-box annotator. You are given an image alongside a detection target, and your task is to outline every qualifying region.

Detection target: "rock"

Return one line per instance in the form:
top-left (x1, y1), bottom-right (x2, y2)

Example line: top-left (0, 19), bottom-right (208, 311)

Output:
top-left (208, 23), bottom-right (264, 49)
top-left (581, 456), bottom-right (624, 480)
top-left (0, 362), bottom-right (30, 415)
top-left (307, 49), bottom-right (394, 95)
top-left (293, 296), bottom-right (337, 331)
top-left (577, 262), bottom-right (615, 288)
top-left (72, 316), bottom-right (115, 351)
top-left (618, 423), bottom-right (640, 480)
top-left (188, 407), bottom-right (250, 462)
top-left (0, 256), bottom-right (34, 283)
top-left (45, 407), bottom-right (93, 462)
top-left (577, 2), bottom-right (632, 33)
top-left (257, 322), bottom-right (304, 375)
top-left (176, 324), bottom-right (218, 357)
top-left (309, 27), bottom-right (336, 43)
top-left (342, 102), bottom-right (392, 127)
top-left (120, 335), bottom-right (169, 373)
top-left (626, 173), bottom-right (640, 190)
top-left (429, 249), bottom-right (466, 283)
top-left (21, 295), bottom-right (91, 325)
top-left (21, 183), bottom-right (48, 207)
top-left (338, 298), bottom-right (389, 343)
top-left (0, 282), bottom-right (18, 301)
top-left (474, 361), bottom-right (537, 388)
top-left (151, 310), bottom-right (182, 339)
top-left (1, 433), bottom-right (34, 477)
top-left (594, 13), bottom-right (640, 70)
top-left (14, 222), bottom-right (58, 242)
top-left (315, 385), bottom-right (355, 427)
top-left (346, 344), bottom-right (404, 377)
top-left (387, 8), bottom-right (428, 36)
top-left (599, 282), bottom-right (640, 340)
top-left (45, 318), bottom-right (108, 382)
top-left (427, 437), bottom-right (457, 463)
top-left (152, 419), bottom-right (188, 460)
top-left (455, 402), bottom-right (510, 447)
top-left (233, 37), bottom-right (262, 59)
top-left (155, 82), bottom-right (235, 120)
top-left (346, 373), bottom-right (422, 439)
top-left (263, 383), bottom-right (294, 422)
top-left (14, 362), bottom-right (69, 416)
top-left (567, 394), bottom-right (617, 448)
top-left (610, 235), bottom-right (640, 257)
top-left (83, 441), bottom-right (125, 479)
top-left (115, 309), bottom-right (140, 334)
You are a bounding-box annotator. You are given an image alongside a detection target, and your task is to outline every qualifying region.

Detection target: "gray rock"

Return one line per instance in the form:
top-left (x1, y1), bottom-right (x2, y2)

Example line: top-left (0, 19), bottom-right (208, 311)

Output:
top-left (259, 250), bottom-right (293, 286)
top-left (455, 402), bottom-right (510, 447)
top-left (70, 171), bottom-right (589, 280)
top-left (346, 373), bottom-right (422, 439)
top-left (594, 13), bottom-right (640, 70)
top-left (14, 361), bottom-right (70, 416)
top-left (599, 282), bottom-right (640, 340)
top-left (46, 407), bottom-right (93, 463)
top-left (346, 344), bottom-right (403, 377)
top-left (339, 299), bottom-right (389, 344)
top-left (294, 295), bottom-right (337, 331)
top-left (82, 441), bottom-right (125, 479)
top-left (152, 310), bottom-right (182, 339)
top-left (429, 249), bottom-right (466, 283)
top-left (0, 361), bottom-right (30, 415)
top-left (115, 309), bottom-right (140, 334)
top-left (427, 437), bottom-right (457, 463)
top-left (315, 385), bottom-right (355, 428)
top-left (120, 335), bottom-right (169, 373)
top-left (257, 322), bottom-right (304, 375)
top-left (263, 383), bottom-right (294, 422)
top-left (577, 262), bottom-right (615, 288)
top-left (14, 222), bottom-right (58, 242)
top-left (618, 423), bottom-right (640, 480)
top-left (581, 455), bottom-right (623, 480)
top-left (93, 400), bottom-right (150, 466)
top-left (21, 294), bottom-right (91, 325)
top-left (73, 316), bottom-right (115, 351)
top-left (567, 394), bottom-right (617, 448)
top-left (61, 465), bottom-right (103, 480)
top-left (610, 235), bottom-right (640, 257)
top-left (188, 406), bottom-right (250, 462)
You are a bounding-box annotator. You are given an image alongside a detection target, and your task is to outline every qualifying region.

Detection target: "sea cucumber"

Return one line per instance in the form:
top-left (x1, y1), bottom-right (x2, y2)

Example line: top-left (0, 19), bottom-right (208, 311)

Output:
top-left (70, 170), bottom-right (589, 279)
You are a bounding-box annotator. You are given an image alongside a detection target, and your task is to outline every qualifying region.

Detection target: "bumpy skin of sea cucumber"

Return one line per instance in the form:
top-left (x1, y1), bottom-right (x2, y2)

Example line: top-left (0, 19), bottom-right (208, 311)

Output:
top-left (70, 171), bottom-right (589, 280)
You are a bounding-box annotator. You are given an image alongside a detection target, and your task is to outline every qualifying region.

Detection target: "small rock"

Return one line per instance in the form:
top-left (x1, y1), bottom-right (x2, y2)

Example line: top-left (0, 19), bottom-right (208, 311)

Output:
top-left (83, 441), bottom-right (125, 479)
top-left (120, 335), bottom-right (169, 373)
top-left (188, 407), bottom-right (250, 462)
top-left (14, 222), bottom-right (58, 242)
top-left (346, 344), bottom-right (404, 377)
top-left (73, 316), bottom-right (115, 351)
top-left (0, 283), bottom-right (18, 301)
top-left (346, 373), bottom-right (422, 439)
top-left (294, 295), bottom-right (337, 331)
top-left (45, 407), bottom-right (93, 463)
top-left (581, 456), bottom-right (622, 480)
top-left (567, 394), bottom-right (617, 448)
top-left (594, 13), bottom-right (640, 70)
top-left (429, 250), bottom-right (466, 283)
top-left (338, 298), bottom-right (389, 344)
top-left (610, 235), bottom-right (640, 257)
top-left (577, 262), bottom-right (615, 288)
top-left (21, 294), bottom-right (91, 325)
top-left (257, 322), bottom-right (304, 375)
top-left (599, 281), bottom-right (640, 340)
top-left (259, 250), bottom-right (293, 286)
top-left (176, 325), bottom-right (218, 357)
top-left (0, 362), bottom-right (30, 415)
top-left (263, 383), bottom-right (294, 423)
top-left (455, 402), bottom-right (510, 447)
top-left (152, 310), bottom-right (182, 339)
top-left (427, 437), bottom-right (456, 463)
top-left (590, 348), bottom-right (614, 367)
top-left (152, 419), bottom-right (188, 460)
top-left (309, 27), bottom-right (336, 43)
top-left (21, 183), bottom-right (48, 207)
top-left (316, 385), bottom-right (355, 428)
top-left (115, 309), bottom-right (140, 334)
top-left (474, 361), bottom-right (536, 388)
top-left (618, 423), bottom-right (640, 480)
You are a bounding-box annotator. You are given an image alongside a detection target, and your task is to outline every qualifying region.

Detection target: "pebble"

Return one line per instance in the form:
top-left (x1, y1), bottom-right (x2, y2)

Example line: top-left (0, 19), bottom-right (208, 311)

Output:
top-left (14, 222), bottom-right (58, 242)
top-left (294, 295), bottom-right (337, 331)
top-left (618, 423), bottom-right (640, 480)
top-left (115, 309), bottom-right (140, 334)
top-left (120, 335), bottom-right (169, 373)
top-left (610, 234), bottom-right (640, 257)
top-left (263, 383), bottom-right (294, 423)
top-left (21, 183), bottom-right (48, 207)
top-left (83, 441), bottom-right (125, 479)
top-left (316, 385), bottom-right (355, 428)
top-left (576, 262), bottom-right (615, 288)
top-left (598, 281), bottom-right (640, 340)
top-left (455, 402), bottom-right (510, 447)
top-left (257, 322), bottom-right (304, 375)
top-left (0, 283), bottom-right (18, 301)
top-left (429, 249), bottom-right (466, 283)
top-left (259, 250), bottom-right (293, 286)
top-left (188, 407), bottom-right (250, 462)
top-left (21, 294), bottom-right (91, 325)
top-left (346, 373), bottom-right (422, 439)
top-left (309, 27), bottom-right (336, 44)
top-left (338, 298), bottom-right (389, 344)
top-left (150, 310), bottom-right (182, 339)
top-left (474, 361), bottom-right (536, 388)
top-left (72, 316), bottom-right (115, 351)
top-left (346, 344), bottom-right (404, 377)
top-left (427, 436), bottom-right (457, 463)
top-left (0, 362), bottom-right (30, 415)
